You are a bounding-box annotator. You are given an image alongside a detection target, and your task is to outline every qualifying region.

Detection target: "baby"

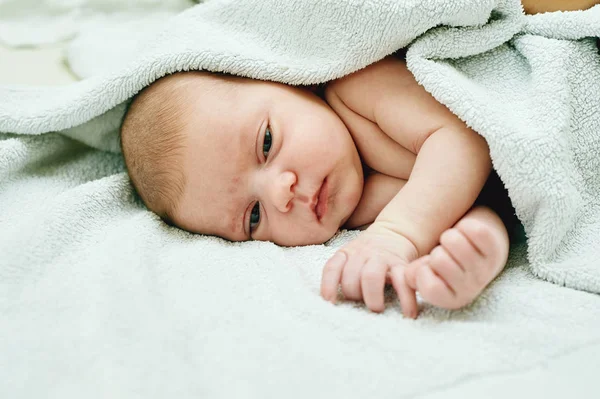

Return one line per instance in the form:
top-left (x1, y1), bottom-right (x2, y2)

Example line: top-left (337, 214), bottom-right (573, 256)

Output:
top-left (120, 55), bottom-right (519, 319)
top-left (120, 0), bottom-right (595, 318)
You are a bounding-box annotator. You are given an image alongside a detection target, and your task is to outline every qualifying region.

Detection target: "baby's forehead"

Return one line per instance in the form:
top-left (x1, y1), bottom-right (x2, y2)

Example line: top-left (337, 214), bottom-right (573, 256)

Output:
top-left (151, 71), bottom-right (239, 103)
top-left (177, 72), bottom-right (268, 169)
top-left (181, 173), bottom-right (246, 240)
top-left (184, 71), bottom-right (246, 93)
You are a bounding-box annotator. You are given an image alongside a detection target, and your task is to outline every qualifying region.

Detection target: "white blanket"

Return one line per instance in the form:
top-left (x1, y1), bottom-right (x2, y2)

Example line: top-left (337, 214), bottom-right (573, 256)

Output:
top-left (1, 0), bottom-right (600, 397)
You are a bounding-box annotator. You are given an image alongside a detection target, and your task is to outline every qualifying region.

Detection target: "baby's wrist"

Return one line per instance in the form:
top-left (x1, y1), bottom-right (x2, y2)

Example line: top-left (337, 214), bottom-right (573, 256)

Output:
top-left (365, 222), bottom-right (420, 261)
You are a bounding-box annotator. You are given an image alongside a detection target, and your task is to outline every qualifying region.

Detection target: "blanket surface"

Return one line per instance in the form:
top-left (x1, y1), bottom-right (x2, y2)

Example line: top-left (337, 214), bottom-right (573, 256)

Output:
top-left (1, 0), bottom-right (600, 397)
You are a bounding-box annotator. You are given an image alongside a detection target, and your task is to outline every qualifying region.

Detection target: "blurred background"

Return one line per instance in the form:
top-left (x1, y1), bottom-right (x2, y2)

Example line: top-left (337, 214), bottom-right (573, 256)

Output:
top-left (0, 0), bottom-right (200, 85)
top-left (0, 42), bottom-right (73, 85)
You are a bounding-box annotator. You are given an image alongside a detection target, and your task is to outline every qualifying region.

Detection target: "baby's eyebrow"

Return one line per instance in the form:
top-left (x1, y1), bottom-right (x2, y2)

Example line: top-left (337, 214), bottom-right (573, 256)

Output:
top-left (223, 174), bottom-right (247, 241)
top-left (238, 206), bottom-right (249, 241)
top-left (226, 114), bottom-right (264, 242)
top-left (241, 119), bottom-right (263, 241)
top-left (222, 196), bottom-right (245, 242)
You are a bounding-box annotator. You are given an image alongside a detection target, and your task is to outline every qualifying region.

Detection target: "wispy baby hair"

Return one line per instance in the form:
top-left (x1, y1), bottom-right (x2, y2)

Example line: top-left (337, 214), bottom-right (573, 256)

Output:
top-left (120, 72), bottom-right (196, 224)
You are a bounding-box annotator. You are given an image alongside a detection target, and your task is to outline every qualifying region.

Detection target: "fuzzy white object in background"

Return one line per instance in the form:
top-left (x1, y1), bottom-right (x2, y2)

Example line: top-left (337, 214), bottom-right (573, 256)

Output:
top-left (0, 0), bottom-right (196, 46)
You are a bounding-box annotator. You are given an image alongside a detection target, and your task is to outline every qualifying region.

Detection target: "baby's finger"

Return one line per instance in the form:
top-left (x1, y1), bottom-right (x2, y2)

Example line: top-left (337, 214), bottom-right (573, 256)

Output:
top-left (321, 251), bottom-right (347, 303)
top-left (405, 256), bottom-right (430, 290)
top-left (455, 218), bottom-right (508, 287)
top-left (415, 265), bottom-right (459, 309)
top-left (428, 246), bottom-right (464, 294)
top-left (360, 259), bottom-right (388, 313)
top-left (439, 228), bottom-right (479, 271)
top-left (455, 218), bottom-right (492, 255)
top-left (340, 253), bottom-right (365, 301)
top-left (389, 266), bottom-right (418, 319)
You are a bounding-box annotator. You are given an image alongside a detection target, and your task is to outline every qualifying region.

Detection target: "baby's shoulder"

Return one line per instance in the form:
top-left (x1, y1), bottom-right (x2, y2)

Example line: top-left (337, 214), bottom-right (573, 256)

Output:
top-left (327, 56), bottom-right (411, 95)
top-left (324, 56), bottom-right (418, 121)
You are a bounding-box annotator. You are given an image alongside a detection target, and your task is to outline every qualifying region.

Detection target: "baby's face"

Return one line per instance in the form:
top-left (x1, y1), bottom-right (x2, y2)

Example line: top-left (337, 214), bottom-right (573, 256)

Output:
top-left (172, 75), bottom-right (364, 246)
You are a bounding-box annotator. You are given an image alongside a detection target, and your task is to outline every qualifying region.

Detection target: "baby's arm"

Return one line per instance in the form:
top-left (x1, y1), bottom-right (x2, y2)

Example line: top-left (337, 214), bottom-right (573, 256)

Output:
top-left (321, 58), bottom-right (499, 316)
top-left (343, 172), bottom-right (406, 229)
top-left (328, 58), bottom-right (491, 258)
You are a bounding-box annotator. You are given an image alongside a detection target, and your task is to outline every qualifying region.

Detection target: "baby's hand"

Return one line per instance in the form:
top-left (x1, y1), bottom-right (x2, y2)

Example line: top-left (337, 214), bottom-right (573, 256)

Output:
top-left (404, 212), bottom-right (509, 311)
top-left (320, 224), bottom-right (420, 318)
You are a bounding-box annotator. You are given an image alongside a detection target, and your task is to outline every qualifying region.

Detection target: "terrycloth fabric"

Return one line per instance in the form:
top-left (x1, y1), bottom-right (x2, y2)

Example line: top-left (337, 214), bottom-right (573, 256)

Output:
top-left (408, 6), bottom-right (600, 293)
top-left (1, 0), bottom-right (600, 397)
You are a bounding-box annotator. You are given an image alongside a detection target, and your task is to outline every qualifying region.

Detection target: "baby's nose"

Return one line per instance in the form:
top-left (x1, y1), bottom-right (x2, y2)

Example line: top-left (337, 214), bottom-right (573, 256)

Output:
top-left (272, 171), bottom-right (297, 213)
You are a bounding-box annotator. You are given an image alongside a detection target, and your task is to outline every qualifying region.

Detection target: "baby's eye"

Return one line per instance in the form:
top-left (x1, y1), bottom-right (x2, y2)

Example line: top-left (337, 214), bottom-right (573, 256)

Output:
top-left (262, 126), bottom-right (272, 158)
top-left (249, 202), bottom-right (261, 233)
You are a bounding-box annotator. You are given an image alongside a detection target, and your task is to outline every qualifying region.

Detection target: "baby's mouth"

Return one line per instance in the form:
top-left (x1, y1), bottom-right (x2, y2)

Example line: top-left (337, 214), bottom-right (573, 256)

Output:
top-left (315, 178), bottom-right (328, 221)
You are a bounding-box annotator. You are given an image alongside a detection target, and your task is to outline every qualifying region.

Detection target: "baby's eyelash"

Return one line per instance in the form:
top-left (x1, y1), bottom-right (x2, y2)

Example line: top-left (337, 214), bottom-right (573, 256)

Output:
top-left (249, 202), bottom-right (261, 233)
top-left (263, 126), bottom-right (272, 159)
top-left (247, 125), bottom-right (273, 237)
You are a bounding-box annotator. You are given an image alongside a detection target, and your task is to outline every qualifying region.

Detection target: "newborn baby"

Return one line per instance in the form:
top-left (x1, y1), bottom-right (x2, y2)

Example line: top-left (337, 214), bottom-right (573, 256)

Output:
top-left (120, 55), bottom-right (518, 318)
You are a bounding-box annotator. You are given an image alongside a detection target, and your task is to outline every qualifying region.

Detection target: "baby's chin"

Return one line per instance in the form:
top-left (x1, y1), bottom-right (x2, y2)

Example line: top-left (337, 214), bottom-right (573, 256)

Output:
top-left (272, 226), bottom-right (336, 246)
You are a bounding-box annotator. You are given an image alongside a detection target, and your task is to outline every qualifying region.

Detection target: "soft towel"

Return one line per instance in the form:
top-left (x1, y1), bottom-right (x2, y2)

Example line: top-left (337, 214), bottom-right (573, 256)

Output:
top-left (1, 0), bottom-right (600, 397)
